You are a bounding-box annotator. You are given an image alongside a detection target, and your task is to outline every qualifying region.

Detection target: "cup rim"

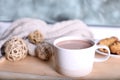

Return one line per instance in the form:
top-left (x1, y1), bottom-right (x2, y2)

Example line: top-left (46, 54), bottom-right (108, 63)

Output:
top-left (53, 36), bottom-right (95, 51)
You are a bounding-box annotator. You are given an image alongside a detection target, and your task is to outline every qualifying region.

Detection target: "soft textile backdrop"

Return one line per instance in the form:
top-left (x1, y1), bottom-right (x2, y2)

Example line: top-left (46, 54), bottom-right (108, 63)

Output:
top-left (0, 0), bottom-right (120, 25)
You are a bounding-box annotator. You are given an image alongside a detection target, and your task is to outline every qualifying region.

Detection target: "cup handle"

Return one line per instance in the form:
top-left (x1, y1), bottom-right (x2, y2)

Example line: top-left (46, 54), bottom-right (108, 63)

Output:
top-left (94, 45), bottom-right (110, 62)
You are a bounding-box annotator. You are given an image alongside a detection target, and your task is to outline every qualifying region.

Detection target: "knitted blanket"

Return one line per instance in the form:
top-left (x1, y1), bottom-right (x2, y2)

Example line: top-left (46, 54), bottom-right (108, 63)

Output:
top-left (0, 18), bottom-right (93, 56)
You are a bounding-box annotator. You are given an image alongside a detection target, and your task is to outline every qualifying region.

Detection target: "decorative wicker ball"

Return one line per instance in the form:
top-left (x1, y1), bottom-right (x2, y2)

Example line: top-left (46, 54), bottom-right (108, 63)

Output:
top-left (35, 42), bottom-right (54, 61)
top-left (4, 37), bottom-right (28, 62)
top-left (28, 30), bottom-right (44, 44)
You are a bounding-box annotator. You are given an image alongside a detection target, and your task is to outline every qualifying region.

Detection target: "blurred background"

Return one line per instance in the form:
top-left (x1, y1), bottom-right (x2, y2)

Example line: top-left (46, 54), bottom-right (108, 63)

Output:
top-left (0, 0), bottom-right (120, 26)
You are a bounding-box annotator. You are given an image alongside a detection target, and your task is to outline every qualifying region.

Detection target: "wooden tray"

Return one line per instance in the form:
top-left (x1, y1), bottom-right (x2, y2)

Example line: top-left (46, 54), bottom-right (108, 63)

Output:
top-left (0, 54), bottom-right (120, 79)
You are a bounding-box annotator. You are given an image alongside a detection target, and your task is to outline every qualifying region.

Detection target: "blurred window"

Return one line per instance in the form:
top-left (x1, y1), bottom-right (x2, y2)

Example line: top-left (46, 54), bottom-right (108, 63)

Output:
top-left (0, 0), bottom-right (120, 26)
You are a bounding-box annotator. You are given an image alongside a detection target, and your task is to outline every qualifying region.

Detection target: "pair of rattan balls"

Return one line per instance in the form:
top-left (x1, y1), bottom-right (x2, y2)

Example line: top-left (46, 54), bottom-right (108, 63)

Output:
top-left (28, 30), bottom-right (54, 61)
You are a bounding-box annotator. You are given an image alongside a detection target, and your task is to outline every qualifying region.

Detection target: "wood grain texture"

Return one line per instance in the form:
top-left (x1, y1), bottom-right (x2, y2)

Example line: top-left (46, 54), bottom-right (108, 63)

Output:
top-left (0, 54), bottom-right (120, 79)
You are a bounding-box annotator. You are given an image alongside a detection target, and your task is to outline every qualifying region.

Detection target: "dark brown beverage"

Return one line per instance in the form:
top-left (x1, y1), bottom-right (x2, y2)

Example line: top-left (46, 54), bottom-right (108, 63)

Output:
top-left (56, 40), bottom-right (93, 49)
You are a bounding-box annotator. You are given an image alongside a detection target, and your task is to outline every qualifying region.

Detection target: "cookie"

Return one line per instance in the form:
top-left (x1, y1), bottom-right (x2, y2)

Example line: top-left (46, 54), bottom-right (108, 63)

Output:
top-left (110, 41), bottom-right (120, 55)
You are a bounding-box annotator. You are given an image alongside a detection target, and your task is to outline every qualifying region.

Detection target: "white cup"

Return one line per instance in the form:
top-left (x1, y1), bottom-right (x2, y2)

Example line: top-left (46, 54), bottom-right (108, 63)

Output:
top-left (53, 36), bottom-right (110, 77)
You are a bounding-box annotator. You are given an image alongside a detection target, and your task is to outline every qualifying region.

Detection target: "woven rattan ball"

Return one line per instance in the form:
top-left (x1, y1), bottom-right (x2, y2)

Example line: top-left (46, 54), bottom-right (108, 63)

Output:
top-left (28, 30), bottom-right (44, 44)
top-left (4, 37), bottom-right (28, 62)
top-left (35, 42), bottom-right (54, 61)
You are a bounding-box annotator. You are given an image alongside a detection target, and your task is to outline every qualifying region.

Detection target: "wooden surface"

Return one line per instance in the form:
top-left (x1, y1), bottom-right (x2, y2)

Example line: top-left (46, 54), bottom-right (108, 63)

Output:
top-left (0, 54), bottom-right (120, 79)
